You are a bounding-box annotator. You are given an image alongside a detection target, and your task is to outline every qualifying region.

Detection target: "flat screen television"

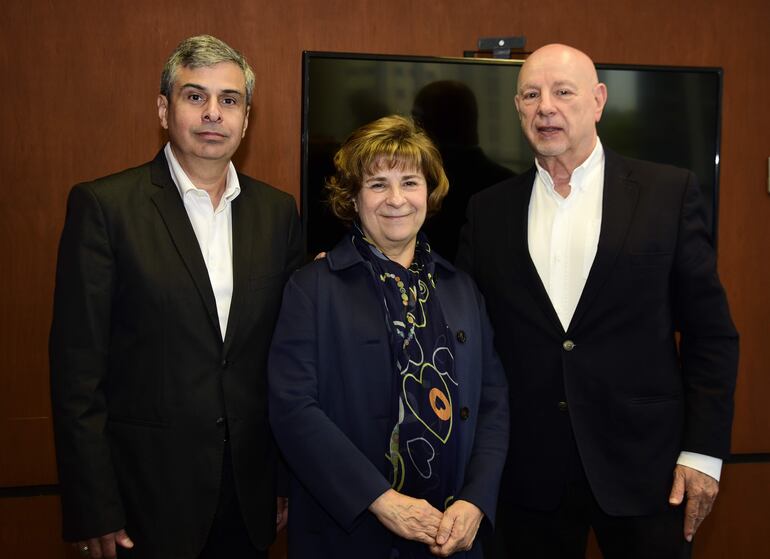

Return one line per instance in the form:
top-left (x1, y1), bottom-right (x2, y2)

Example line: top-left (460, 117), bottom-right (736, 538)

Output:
top-left (301, 52), bottom-right (722, 259)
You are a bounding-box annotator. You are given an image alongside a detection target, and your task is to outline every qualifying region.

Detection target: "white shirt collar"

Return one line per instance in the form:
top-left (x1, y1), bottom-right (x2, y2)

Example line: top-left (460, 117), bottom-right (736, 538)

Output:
top-left (534, 137), bottom-right (604, 195)
top-left (164, 142), bottom-right (241, 209)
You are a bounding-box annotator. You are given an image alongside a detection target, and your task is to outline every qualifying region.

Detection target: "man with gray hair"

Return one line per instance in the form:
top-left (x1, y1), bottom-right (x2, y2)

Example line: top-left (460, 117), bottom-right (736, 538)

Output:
top-left (50, 35), bottom-right (303, 558)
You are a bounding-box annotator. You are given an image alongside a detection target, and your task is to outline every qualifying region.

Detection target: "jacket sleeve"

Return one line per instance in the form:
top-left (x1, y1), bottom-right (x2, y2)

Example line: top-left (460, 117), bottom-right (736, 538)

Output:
top-left (49, 184), bottom-right (125, 541)
top-left (672, 171), bottom-right (738, 459)
top-left (282, 193), bottom-right (307, 277)
top-left (268, 271), bottom-right (391, 532)
top-left (455, 286), bottom-right (510, 527)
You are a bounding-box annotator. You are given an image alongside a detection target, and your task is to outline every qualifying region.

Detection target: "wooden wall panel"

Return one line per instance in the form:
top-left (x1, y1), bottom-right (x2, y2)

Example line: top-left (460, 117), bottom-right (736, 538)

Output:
top-left (0, 495), bottom-right (70, 558)
top-left (1, 0), bottom-right (768, 555)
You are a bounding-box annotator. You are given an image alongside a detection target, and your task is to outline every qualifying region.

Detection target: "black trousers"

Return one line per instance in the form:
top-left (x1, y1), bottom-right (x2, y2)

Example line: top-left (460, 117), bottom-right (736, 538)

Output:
top-left (199, 442), bottom-right (268, 559)
top-left (482, 477), bottom-right (692, 559)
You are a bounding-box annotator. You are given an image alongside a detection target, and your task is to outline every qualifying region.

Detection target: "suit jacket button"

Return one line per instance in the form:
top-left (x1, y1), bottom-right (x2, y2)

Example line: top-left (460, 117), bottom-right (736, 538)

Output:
top-left (216, 417), bottom-right (226, 426)
top-left (557, 401), bottom-right (568, 412)
top-left (562, 340), bottom-right (575, 351)
top-left (456, 330), bottom-right (467, 343)
top-left (221, 359), bottom-right (229, 369)
top-left (460, 406), bottom-right (470, 420)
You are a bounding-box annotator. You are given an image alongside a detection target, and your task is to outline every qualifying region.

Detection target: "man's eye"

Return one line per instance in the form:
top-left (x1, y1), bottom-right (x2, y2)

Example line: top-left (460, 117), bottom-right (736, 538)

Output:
top-left (189, 93), bottom-right (203, 102)
top-left (222, 98), bottom-right (236, 105)
top-left (557, 89), bottom-right (572, 96)
top-left (524, 92), bottom-right (538, 100)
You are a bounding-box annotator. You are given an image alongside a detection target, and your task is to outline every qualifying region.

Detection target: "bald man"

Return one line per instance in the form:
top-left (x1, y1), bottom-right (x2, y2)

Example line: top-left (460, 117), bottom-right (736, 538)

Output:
top-left (456, 44), bottom-right (738, 558)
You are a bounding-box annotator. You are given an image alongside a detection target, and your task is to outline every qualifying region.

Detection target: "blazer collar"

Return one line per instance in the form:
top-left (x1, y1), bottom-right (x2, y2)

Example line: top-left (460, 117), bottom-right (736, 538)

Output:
top-left (568, 149), bottom-right (639, 332)
top-left (224, 181), bottom-right (254, 351)
top-left (148, 150), bottom-right (222, 340)
top-left (508, 151), bottom-right (640, 335)
top-left (504, 167), bottom-right (566, 333)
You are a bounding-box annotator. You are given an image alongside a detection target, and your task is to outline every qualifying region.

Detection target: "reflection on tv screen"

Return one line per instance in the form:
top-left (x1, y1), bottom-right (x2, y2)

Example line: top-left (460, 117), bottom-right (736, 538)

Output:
top-left (302, 53), bottom-right (721, 259)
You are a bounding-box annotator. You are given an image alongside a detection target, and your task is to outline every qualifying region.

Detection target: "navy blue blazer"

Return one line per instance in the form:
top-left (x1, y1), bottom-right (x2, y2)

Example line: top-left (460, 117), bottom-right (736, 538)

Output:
top-left (268, 235), bottom-right (509, 558)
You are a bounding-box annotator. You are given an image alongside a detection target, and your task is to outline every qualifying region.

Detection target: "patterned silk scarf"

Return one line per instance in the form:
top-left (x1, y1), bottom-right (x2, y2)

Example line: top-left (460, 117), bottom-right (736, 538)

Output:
top-left (351, 225), bottom-right (460, 526)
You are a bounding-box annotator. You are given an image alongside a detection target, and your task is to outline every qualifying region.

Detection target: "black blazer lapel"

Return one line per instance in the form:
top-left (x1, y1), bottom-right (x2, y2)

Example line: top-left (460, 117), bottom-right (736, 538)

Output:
top-left (509, 167), bottom-right (565, 334)
top-left (569, 150), bottom-right (639, 333)
top-left (148, 151), bottom-right (222, 339)
top-left (222, 187), bottom-right (253, 352)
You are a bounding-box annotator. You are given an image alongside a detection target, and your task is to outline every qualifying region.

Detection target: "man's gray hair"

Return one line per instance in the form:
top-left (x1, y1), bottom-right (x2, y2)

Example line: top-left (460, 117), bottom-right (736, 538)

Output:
top-left (160, 35), bottom-right (255, 105)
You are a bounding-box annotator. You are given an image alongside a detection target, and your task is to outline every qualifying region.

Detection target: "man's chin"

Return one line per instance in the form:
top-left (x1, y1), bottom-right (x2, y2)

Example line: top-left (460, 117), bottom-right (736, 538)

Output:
top-left (533, 143), bottom-right (566, 158)
top-left (195, 145), bottom-right (239, 161)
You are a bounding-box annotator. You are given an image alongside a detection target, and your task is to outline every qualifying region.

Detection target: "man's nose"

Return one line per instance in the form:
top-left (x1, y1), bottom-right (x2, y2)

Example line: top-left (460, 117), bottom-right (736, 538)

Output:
top-left (202, 99), bottom-right (222, 123)
top-left (537, 91), bottom-right (556, 115)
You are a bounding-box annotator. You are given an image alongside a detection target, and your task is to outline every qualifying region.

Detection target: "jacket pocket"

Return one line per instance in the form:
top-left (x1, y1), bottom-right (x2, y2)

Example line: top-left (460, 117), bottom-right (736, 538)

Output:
top-left (629, 393), bottom-right (681, 405)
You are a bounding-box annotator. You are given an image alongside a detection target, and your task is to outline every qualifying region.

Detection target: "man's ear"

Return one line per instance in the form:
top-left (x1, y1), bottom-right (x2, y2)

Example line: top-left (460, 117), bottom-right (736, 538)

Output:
top-left (242, 105), bottom-right (250, 138)
top-left (157, 95), bottom-right (170, 130)
top-left (593, 83), bottom-right (608, 123)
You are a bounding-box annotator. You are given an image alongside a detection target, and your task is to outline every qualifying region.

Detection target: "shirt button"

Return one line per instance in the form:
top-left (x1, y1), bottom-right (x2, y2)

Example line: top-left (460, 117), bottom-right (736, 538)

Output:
top-left (460, 407), bottom-right (470, 420)
top-left (562, 340), bottom-right (575, 351)
top-left (456, 330), bottom-right (467, 343)
top-left (557, 401), bottom-right (568, 412)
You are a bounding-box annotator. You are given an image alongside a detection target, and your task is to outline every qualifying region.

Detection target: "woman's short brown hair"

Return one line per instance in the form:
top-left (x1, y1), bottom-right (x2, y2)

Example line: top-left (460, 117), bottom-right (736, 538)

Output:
top-left (325, 115), bottom-right (449, 223)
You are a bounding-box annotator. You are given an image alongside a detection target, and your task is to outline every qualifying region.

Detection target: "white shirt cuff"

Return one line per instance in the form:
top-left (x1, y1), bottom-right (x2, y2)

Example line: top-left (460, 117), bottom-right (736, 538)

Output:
top-left (677, 451), bottom-right (723, 481)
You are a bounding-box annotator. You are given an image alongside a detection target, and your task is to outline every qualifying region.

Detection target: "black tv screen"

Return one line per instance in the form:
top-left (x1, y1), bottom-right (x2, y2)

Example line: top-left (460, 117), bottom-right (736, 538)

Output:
top-left (301, 52), bottom-right (722, 259)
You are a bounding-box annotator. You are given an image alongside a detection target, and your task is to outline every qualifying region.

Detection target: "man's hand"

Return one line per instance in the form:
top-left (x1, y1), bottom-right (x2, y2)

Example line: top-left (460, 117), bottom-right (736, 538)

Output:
top-left (428, 500), bottom-right (484, 556)
top-left (669, 464), bottom-right (719, 542)
top-left (276, 496), bottom-right (289, 532)
top-left (369, 489), bottom-right (443, 544)
top-left (74, 529), bottom-right (134, 559)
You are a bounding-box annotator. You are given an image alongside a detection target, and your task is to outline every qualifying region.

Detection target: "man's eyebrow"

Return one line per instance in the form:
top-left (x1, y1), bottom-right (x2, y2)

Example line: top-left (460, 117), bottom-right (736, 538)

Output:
top-left (220, 88), bottom-right (244, 97)
top-left (179, 83), bottom-right (244, 96)
top-left (518, 80), bottom-right (578, 92)
top-left (180, 82), bottom-right (208, 92)
top-left (518, 82), bottom-right (540, 92)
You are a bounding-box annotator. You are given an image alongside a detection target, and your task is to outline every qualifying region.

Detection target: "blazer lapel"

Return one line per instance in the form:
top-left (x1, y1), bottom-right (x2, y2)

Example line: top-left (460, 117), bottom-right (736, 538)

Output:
top-left (222, 187), bottom-right (253, 352)
top-left (509, 167), bottom-right (565, 334)
top-left (569, 150), bottom-right (639, 333)
top-left (149, 151), bottom-right (222, 339)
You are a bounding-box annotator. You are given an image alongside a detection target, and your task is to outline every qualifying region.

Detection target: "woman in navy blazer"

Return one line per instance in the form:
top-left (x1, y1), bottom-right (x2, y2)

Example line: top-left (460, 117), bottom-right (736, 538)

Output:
top-left (269, 116), bottom-right (508, 558)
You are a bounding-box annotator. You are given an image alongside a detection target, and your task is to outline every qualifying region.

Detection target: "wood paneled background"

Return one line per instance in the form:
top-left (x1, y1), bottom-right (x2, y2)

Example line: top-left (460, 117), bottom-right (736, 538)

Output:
top-left (1, 0), bottom-right (768, 557)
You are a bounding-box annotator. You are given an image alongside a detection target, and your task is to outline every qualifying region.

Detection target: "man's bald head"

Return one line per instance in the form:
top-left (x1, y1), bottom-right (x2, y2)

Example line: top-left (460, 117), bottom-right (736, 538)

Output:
top-left (517, 44), bottom-right (600, 93)
top-left (514, 43), bottom-right (607, 173)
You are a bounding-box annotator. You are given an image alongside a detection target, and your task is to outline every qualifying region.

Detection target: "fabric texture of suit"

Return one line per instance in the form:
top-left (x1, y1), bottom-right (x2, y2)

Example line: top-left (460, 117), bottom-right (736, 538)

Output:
top-left (50, 150), bottom-right (304, 558)
top-left (268, 236), bottom-right (509, 558)
top-left (456, 149), bottom-right (738, 517)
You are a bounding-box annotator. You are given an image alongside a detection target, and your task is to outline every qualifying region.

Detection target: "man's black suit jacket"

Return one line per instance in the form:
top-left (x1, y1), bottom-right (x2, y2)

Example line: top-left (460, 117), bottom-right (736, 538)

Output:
top-left (50, 150), bottom-right (304, 557)
top-left (456, 149), bottom-right (738, 516)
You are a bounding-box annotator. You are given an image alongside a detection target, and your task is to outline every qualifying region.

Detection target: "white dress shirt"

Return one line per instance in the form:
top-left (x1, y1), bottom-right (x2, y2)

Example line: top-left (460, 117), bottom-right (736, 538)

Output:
top-left (526, 138), bottom-right (722, 481)
top-left (164, 143), bottom-right (240, 341)
top-left (528, 139), bottom-right (604, 332)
